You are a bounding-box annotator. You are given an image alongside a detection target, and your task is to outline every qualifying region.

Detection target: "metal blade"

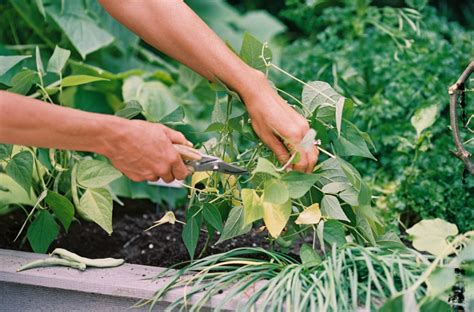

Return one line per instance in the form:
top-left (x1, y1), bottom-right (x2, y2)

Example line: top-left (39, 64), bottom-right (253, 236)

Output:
top-left (214, 161), bottom-right (248, 175)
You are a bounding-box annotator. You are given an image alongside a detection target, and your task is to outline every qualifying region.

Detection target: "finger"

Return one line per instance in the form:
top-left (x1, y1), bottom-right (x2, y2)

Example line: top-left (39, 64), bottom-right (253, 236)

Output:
top-left (144, 173), bottom-right (159, 181)
top-left (303, 146), bottom-right (318, 173)
top-left (128, 174), bottom-right (145, 182)
top-left (170, 153), bottom-right (189, 180)
top-left (293, 147), bottom-right (309, 173)
top-left (266, 135), bottom-right (291, 166)
top-left (164, 127), bottom-right (192, 146)
top-left (160, 172), bottom-right (175, 183)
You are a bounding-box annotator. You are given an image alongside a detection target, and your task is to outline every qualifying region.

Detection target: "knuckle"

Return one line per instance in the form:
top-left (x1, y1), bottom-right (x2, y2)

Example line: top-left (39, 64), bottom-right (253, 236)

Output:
top-left (156, 167), bottom-right (168, 177)
top-left (162, 176), bottom-right (174, 183)
top-left (175, 172), bottom-right (187, 180)
top-left (170, 153), bottom-right (181, 164)
top-left (128, 175), bottom-right (143, 182)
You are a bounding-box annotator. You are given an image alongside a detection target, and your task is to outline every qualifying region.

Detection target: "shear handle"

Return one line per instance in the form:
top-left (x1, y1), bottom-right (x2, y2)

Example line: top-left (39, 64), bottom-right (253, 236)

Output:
top-left (173, 144), bottom-right (202, 161)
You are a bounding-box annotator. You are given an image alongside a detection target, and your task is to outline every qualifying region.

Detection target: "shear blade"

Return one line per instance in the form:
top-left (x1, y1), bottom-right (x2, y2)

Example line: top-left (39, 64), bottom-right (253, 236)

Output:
top-left (215, 162), bottom-right (248, 175)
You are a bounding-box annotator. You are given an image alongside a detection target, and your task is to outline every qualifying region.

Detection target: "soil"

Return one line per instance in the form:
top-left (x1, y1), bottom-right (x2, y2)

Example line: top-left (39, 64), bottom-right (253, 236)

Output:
top-left (0, 199), bottom-right (271, 267)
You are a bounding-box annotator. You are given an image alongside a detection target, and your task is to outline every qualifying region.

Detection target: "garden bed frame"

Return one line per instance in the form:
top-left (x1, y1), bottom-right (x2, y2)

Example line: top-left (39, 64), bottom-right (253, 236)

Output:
top-left (0, 248), bottom-right (241, 311)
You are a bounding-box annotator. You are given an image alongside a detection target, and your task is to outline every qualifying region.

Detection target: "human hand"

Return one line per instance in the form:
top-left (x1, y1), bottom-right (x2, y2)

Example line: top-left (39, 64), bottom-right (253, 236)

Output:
top-left (241, 72), bottom-right (319, 173)
top-left (102, 119), bottom-right (192, 182)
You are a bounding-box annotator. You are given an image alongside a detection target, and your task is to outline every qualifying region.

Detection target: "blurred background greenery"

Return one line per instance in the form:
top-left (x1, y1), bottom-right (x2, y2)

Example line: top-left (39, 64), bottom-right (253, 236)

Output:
top-left (0, 0), bottom-right (472, 232)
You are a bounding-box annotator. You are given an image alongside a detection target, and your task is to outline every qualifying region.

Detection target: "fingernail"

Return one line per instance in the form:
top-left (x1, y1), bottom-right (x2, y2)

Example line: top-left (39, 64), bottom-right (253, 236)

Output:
top-left (187, 140), bottom-right (194, 147)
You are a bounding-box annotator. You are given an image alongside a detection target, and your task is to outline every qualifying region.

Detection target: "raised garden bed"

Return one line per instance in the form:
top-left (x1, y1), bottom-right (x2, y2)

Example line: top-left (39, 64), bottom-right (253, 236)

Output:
top-left (0, 248), bottom-right (244, 311)
top-left (0, 199), bottom-right (270, 267)
top-left (0, 199), bottom-right (269, 310)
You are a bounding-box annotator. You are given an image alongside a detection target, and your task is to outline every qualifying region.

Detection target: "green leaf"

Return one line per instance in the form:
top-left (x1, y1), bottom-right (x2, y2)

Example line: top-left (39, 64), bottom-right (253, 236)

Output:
top-left (339, 187), bottom-right (359, 206)
top-left (0, 173), bottom-right (37, 207)
top-left (27, 210), bottom-right (59, 253)
top-left (427, 267), bottom-right (456, 297)
top-left (419, 298), bottom-right (451, 312)
top-left (76, 159), bottom-right (122, 188)
top-left (380, 291), bottom-right (418, 312)
top-left (281, 171), bottom-right (319, 198)
top-left (333, 127), bottom-right (376, 160)
top-left (0, 55), bottom-right (31, 76)
top-left (77, 188), bottom-right (113, 235)
top-left (35, 0), bottom-right (45, 17)
top-left (45, 191), bottom-right (74, 231)
top-left (0, 144), bottom-right (13, 160)
top-left (263, 200), bottom-right (291, 238)
top-left (114, 100), bottom-right (143, 119)
top-left (299, 243), bottom-right (321, 268)
top-left (8, 69), bottom-right (38, 95)
top-left (263, 179), bottom-right (289, 204)
top-left (211, 95), bottom-right (227, 124)
top-left (6, 151), bottom-right (33, 193)
top-left (242, 188), bottom-right (263, 225)
top-left (322, 182), bottom-right (351, 194)
top-left (253, 157), bottom-right (280, 178)
top-left (406, 219), bottom-right (458, 256)
top-left (238, 11), bottom-right (287, 42)
top-left (202, 203), bottom-right (223, 232)
top-left (323, 220), bottom-right (346, 247)
top-left (335, 97), bottom-right (344, 136)
top-left (182, 217), bottom-right (199, 259)
top-left (302, 81), bottom-right (341, 116)
top-left (47, 7), bottom-right (114, 59)
top-left (321, 195), bottom-right (349, 222)
top-left (161, 106), bottom-right (185, 124)
top-left (239, 32), bottom-right (272, 71)
top-left (178, 65), bottom-right (202, 91)
top-left (61, 75), bottom-right (108, 87)
top-left (217, 206), bottom-right (251, 244)
top-left (411, 104), bottom-right (440, 137)
top-left (122, 76), bottom-right (179, 122)
top-left (47, 46), bottom-right (71, 74)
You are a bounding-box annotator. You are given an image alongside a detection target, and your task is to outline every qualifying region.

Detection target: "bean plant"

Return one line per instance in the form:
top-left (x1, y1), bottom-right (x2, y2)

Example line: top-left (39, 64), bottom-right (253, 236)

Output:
top-left (0, 46), bottom-right (125, 252)
top-left (0, 0), bottom-right (286, 253)
top-left (149, 33), bottom-right (383, 260)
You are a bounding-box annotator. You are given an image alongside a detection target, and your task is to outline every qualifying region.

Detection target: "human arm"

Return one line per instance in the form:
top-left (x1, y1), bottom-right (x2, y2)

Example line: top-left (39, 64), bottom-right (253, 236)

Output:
top-left (0, 91), bottom-right (189, 182)
top-left (99, 0), bottom-right (318, 172)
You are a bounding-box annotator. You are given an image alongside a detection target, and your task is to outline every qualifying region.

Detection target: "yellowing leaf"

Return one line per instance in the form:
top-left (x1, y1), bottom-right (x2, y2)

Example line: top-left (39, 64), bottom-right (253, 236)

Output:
top-left (191, 171), bottom-right (212, 188)
top-left (411, 104), bottom-right (440, 137)
top-left (406, 219), bottom-right (458, 256)
top-left (242, 189), bottom-right (263, 225)
top-left (263, 179), bottom-right (289, 204)
top-left (263, 200), bottom-right (291, 238)
top-left (220, 174), bottom-right (237, 189)
top-left (146, 211), bottom-right (176, 231)
top-left (295, 203), bottom-right (321, 225)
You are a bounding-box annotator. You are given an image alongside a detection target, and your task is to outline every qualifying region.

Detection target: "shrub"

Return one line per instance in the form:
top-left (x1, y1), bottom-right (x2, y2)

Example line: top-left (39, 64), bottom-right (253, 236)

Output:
top-left (280, 0), bottom-right (474, 232)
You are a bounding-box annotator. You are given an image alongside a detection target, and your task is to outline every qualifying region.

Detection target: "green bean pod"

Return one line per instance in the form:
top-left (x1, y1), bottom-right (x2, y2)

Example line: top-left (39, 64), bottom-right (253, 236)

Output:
top-left (17, 258), bottom-right (86, 272)
top-left (51, 248), bottom-right (125, 268)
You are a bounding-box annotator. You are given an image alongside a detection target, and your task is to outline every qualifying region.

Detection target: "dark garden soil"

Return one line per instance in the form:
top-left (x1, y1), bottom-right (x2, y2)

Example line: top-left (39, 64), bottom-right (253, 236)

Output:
top-left (0, 199), bottom-right (272, 267)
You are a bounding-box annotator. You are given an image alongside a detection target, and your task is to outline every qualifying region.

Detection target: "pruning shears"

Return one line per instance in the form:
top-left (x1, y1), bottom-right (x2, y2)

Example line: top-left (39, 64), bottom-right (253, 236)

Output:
top-left (173, 144), bottom-right (248, 176)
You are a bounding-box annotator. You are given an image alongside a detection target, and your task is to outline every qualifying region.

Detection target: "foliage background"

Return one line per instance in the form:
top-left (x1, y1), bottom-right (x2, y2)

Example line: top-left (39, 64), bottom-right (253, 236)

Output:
top-left (0, 0), bottom-right (472, 243)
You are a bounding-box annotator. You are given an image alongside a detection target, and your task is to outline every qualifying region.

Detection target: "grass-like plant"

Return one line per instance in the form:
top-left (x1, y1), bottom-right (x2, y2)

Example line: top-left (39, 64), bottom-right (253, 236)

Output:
top-left (138, 245), bottom-right (426, 311)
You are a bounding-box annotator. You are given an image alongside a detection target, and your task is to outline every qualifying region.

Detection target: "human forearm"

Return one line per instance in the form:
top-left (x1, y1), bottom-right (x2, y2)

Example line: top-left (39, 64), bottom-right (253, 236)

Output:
top-left (98, 0), bottom-right (264, 100)
top-left (99, 0), bottom-right (318, 172)
top-left (0, 91), bottom-right (121, 155)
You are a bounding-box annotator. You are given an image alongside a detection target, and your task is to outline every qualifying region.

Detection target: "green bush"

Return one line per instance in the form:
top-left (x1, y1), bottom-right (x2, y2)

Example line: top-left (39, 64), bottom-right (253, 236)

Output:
top-left (279, 0), bottom-right (473, 232)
